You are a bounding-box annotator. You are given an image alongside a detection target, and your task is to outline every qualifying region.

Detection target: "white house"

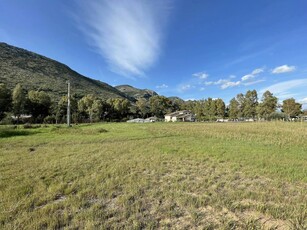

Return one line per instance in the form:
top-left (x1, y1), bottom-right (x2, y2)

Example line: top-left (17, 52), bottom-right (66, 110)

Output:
top-left (165, 110), bottom-right (195, 122)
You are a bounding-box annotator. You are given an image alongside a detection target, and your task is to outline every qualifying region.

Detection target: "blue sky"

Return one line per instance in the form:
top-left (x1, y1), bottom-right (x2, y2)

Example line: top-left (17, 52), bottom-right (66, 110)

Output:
top-left (1, 0), bottom-right (307, 107)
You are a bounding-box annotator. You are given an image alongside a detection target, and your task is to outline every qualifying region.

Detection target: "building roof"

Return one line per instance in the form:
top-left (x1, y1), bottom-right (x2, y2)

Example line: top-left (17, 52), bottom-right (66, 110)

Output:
top-left (165, 110), bottom-right (191, 117)
top-left (127, 118), bottom-right (145, 123)
top-left (176, 114), bottom-right (192, 119)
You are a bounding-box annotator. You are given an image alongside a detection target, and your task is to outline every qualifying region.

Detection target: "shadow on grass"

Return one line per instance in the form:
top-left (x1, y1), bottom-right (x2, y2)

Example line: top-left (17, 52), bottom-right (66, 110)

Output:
top-left (51, 126), bottom-right (108, 135)
top-left (0, 129), bottom-right (37, 138)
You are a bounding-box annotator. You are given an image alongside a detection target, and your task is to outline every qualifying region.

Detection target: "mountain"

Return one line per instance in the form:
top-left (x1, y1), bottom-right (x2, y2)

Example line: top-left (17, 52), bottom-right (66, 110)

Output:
top-left (0, 42), bottom-right (130, 101)
top-left (168, 96), bottom-right (185, 103)
top-left (115, 85), bottom-right (158, 100)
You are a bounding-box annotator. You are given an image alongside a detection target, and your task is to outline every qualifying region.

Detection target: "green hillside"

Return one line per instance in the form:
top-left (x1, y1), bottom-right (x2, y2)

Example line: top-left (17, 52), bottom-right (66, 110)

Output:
top-left (115, 84), bottom-right (158, 100)
top-left (0, 42), bottom-right (130, 101)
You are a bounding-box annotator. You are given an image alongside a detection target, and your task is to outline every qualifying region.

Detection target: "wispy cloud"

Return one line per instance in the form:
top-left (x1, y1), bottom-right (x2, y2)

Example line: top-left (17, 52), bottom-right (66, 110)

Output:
top-left (299, 97), bottom-right (307, 105)
top-left (242, 79), bottom-right (265, 86)
top-left (193, 71), bottom-right (209, 79)
top-left (203, 78), bottom-right (240, 89)
top-left (156, 84), bottom-right (168, 89)
top-left (203, 68), bottom-right (265, 90)
top-left (241, 67), bottom-right (264, 81)
top-left (204, 81), bottom-right (214, 86)
top-left (221, 81), bottom-right (241, 89)
top-left (241, 74), bottom-right (254, 81)
top-left (272, 65), bottom-right (296, 74)
top-left (252, 68), bottom-right (264, 75)
top-left (260, 79), bottom-right (307, 100)
top-left (75, 0), bottom-right (171, 77)
top-left (178, 84), bottom-right (196, 92)
top-left (204, 79), bottom-right (227, 86)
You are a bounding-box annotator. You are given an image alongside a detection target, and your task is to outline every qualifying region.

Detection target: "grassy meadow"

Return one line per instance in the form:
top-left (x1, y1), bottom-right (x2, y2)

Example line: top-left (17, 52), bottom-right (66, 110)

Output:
top-left (0, 122), bottom-right (306, 229)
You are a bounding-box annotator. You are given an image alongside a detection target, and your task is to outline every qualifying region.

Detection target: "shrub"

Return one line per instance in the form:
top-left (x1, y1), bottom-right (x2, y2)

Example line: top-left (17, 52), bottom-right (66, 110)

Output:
top-left (23, 123), bottom-right (41, 129)
top-left (44, 115), bottom-right (56, 124)
top-left (0, 113), bottom-right (13, 125)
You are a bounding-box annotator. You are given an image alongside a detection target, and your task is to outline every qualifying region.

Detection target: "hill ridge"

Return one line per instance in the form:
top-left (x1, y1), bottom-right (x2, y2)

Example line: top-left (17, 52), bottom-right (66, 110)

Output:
top-left (0, 42), bottom-right (131, 101)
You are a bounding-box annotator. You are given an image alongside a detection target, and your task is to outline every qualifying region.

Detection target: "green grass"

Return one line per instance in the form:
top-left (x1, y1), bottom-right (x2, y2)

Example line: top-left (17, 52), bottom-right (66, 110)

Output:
top-left (0, 122), bottom-right (306, 229)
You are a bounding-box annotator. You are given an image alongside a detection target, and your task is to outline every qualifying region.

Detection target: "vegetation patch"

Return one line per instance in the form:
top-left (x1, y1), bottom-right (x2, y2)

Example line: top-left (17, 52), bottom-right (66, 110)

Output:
top-left (0, 122), bottom-right (306, 229)
top-left (0, 126), bottom-right (33, 138)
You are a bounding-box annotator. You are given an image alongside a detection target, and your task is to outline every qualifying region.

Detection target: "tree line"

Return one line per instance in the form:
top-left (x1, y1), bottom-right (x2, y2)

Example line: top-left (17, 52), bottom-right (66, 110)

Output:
top-left (0, 83), bottom-right (305, 124)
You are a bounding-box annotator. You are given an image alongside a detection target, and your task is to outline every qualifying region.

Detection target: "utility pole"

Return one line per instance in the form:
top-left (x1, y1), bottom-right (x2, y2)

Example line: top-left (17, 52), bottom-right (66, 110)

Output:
top-left (67, 80), bottom-right (71, 127)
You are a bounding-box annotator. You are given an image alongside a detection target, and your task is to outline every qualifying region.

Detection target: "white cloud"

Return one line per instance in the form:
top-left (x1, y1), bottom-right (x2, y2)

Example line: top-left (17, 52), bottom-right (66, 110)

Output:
top-left (181, 84), bottom-right (193, 91)
top-left (272, 65), bottom-right (296, 74)
top-left (242, 79), bottom-right (265, 86)
top-left (75, 0), bottom-right (171, 77)
top-left (260, 79), bottom-right (307, 100)
top-left (193, 72), bottom-right (209, 79)
top-left (202, 69), bottom-right (264, 90)
top-left (204, 78), bottom-right (241, 89)
top-left (214, 79), bottom-right (229, 85)
top-left (241, 67), bottom-right (264, 81)
top-left (204, 81), bottom-right (214, 86)
top-left (221, 81), bottom-right (241, 89)
top-left (251, 68), bottom-right (264, 75)
top-left (156, 84), bottom-right (168, 89)
top-left (299, 97), bottom-right (307, 104)
top-left (241, 74), bottom-right (254, 81)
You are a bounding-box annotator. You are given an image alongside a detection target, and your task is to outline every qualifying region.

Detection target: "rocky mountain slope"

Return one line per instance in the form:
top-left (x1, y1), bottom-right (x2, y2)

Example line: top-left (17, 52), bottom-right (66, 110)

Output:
top-left (115, 85), bottom-right (158, 100)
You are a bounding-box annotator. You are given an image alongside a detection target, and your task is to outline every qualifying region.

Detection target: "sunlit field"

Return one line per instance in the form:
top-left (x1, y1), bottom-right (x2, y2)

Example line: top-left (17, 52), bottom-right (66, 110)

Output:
top-left (0, 122), bottom-right (306, 229)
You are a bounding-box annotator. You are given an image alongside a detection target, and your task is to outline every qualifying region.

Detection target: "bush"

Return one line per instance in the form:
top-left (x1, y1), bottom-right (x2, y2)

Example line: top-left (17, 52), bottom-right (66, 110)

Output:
top-left (44, 115), bottom-right (56, 124)
top-left (23, 123), bottom-right (41, 129)
top-left (269, 112), bottom-right (287, 121)
top-left (0, 113), bottom-right (13, 125)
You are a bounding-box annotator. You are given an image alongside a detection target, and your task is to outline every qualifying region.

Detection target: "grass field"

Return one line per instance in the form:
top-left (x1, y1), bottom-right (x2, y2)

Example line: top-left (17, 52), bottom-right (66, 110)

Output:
top-left (0, 122), bottom-right (306, 229)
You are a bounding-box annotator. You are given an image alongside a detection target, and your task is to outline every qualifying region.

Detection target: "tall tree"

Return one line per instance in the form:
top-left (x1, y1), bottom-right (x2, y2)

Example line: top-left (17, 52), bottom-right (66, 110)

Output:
top-left (0, 83), bottom-right (12, 120)
top-left (78, 94), bottom-right (96, 122)
top-left (193, 100), bottom-right (204, 121)
top-left (203, 98), bottom-right (212, 121)
top-left (113, 98), bottom-right (131, 119)
top-left (136, 98), bottom-right (149, 118)
top-left (149, 96), bottom-right (173, 118)
top-left (91, 99), bottom-right (104, 121)
top-left (228, 98), bottom-right (240, 119)
top-left (56, 95), bottom-right (78, 123)
top-left (257, 90), bottom-right (278, 120)
top-left (281, 98), bottom-right (302, 120)
top-left (215, 98), bottom-right (226, 118)
top-left (236, 93), bottom-right (245, 118)
top-left (170, 98), bottom-right (184, 112)
top-left (243, 90), bottom-right (258, 119)
top-left (209, 99), bottom-right (217, 120)
top-left (27, 90), bottom-right (51, 122)
top-left (12, 84), bottom-right (26, 123)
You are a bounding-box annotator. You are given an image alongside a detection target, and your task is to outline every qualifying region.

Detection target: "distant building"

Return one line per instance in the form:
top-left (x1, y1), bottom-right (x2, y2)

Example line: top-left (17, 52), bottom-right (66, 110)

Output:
top-left (164, 110), bottom-right (195, 122)
top-left (144, 117), bottom-right (157, 122)
top-left (11, 114), bottom-right (32, 121)
top-left (216, 118), bottom-right (229, 122)
top-left (127, 117), bottom-right (157, 123)
top-left (127, 118), bottom-right (145, 123)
